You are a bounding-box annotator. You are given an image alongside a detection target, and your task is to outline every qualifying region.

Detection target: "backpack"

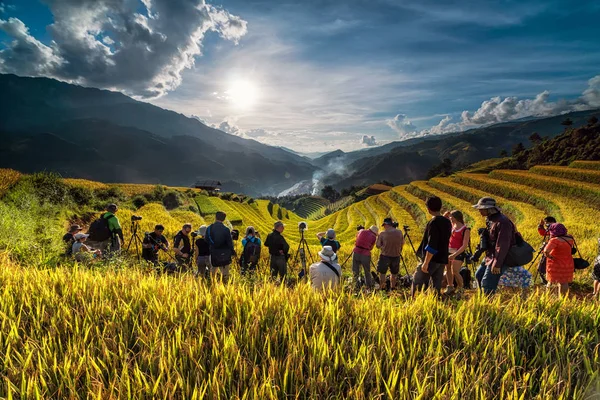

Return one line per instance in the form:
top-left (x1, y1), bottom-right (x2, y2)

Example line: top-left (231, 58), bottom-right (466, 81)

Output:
top-left (243, 238), bottom-right (261, 265)
top-left (87, 213), bottom-right (115, 242)
top-left (458, 267), bottom-right (471, 288)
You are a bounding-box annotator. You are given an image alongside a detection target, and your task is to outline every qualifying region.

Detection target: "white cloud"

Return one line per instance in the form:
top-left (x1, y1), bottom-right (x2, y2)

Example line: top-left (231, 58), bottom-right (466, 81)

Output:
top-left (0, 0), bottom-right (247, 98)
top-left (360, 135), bottom-right (377, 146)
top-left (386, 114), bottom-right (418, 138)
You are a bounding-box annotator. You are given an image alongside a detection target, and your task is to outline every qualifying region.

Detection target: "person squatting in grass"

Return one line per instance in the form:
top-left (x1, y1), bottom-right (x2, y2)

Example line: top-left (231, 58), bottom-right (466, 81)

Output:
top-left (376, 217), bottom-right (405, 290)
top-left (63, 224), bottom-right (82, 257)
top-left (72, 233), bottom-right (101, 262)
top-left (206, 211), bottom-right (235, 282)
top-left (86, 203), bottom-right (124, 254)
top-left (265, 221), bottom-right (290, 280)
top-left (473, 197), bottom-right (517, 295)
top-left (241, 226), bottom-right (261, 274)
top-left (195, 225), bottom-right (211, 277)
top-left (445, 210), bottom-right (470, 295)
top-left (352, 225), bottom-right (379, 290)
top-left (543, 223), bottom-right (575, 297)
top-left (411, 196), bottom-right (452, 297)
top-left (309, 246), bottom-right (342, 292)
top-left (173, 223), bottom-right (193, 271)
top-left (316, 229), bottom-right (341, 253)
top-left (142, 224), bottom-right (169, 265)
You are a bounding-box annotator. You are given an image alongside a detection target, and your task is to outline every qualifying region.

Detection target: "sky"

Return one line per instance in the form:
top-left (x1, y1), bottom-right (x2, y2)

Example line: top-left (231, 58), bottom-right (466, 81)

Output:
top-left (1, 0), bottom-right (600, 153)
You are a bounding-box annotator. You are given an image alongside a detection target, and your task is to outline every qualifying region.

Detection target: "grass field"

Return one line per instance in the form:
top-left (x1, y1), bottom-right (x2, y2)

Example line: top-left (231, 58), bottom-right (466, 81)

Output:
top-left (0, 164), bottom-right (599, 398)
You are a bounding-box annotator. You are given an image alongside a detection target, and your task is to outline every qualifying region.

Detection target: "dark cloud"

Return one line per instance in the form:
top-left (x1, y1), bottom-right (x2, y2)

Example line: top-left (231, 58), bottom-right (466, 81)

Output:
top-left (0, 0), bottom-right (247, 98)
top-left (360, 135), bottom-right (377, 146)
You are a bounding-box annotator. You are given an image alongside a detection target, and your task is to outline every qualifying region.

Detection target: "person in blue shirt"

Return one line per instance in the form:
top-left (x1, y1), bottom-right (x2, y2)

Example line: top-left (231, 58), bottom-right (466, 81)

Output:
top-left (241, 226), bottom-right (262, 273)
top-left (317, 229), bottom-right (341, 253)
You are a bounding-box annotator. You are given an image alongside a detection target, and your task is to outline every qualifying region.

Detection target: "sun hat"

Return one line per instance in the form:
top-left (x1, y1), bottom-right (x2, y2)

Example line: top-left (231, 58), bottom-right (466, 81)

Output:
top-left (319, 246), bottom-right (337, 263)
top-left (548, 223), bottom-right (568, 237)
top-left (197, 225), bottom-right (207, 237)
top-left (369, 225), bottom-right (379, 234)
top-left (472, 197), bottom-right (498, 210)
top-left (326, 229), bottom-right (336, 239)
top-left (382, 217), bottom-right (394, 226)
top-left (74, 233), bottom-right (89, 240)
top-left (69, 224), bottom-right (82, 233)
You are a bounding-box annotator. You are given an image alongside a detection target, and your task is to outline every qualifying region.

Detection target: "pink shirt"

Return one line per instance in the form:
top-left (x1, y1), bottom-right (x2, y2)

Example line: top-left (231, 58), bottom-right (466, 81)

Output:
top-left (449, 225), bottom-right (467, 249)
top-left (353, 229), bottom-right (377, 256)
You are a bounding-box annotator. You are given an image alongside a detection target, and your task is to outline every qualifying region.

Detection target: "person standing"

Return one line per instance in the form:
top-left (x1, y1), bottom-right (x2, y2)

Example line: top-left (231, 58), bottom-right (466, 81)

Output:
top-left (316, 229), bottom-right (341, 253)
top-left (309, 246), bottom-right (342, 292)
top-left (241, 226), bottom-right (262, 273)
top-left (352, 225), bottom-right (379, 289)
top-left (376, 217), bottom-right (405, 290)
top-left (445, 210), bottom-right (470, 294)
top-left (173, 223), bottom-right (193, 271)
top-left (195, 225), bottom-right (211, 277)
top-left (472, 197), bottom-right (516, 295)
top-left (412, 196), bottom-right (452, 297)
top-left (537, 216), bottom-right (557, 237)
top-left (265, 221), bottom-right (290, 280)
top-left (63, 224), bottom-right (82, 256)
top-left (206, 212), bottom-right (235, 282)
top-left (543, 223), bottom-right (575, 296)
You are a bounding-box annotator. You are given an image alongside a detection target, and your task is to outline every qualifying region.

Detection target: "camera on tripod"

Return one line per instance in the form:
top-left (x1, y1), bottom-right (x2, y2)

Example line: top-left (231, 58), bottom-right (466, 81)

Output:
top-left (131, 215), bottom-right (143, 222)
top-left (191, 231), bottom-right (198, 238)
top-left (392, 221), bottom-right (399, 228)
top-left (298, 221), bottom-right (307, 232)
top-left (356, 225), bottom-right (365, 231)
top-left (231, 229), bottom-right (240, 241)
top-left (469, 227), bottom-right (492, 263)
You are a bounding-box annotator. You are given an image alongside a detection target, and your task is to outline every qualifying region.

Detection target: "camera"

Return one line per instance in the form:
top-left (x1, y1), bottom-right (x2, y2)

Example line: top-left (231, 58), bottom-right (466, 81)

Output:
top-left (131, 215), bottom-right (143, 221)
top-left (298, 221), bottom-right (307, 232)
top-left (356, 225), bottom-right (365, 231)
top-left (469, 227), bottom-right (492, 263)
top-left (392, 222), bottom-right (399, 228)
top-left (191, 231), bottom-right (198, 238)
top-left (231, 229), bottom-right (240, 241)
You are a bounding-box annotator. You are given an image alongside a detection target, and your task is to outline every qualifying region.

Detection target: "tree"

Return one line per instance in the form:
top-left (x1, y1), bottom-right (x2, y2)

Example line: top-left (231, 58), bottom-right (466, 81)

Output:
top-left (377, 180), bottom-right (394, 187)
top-left (511, 142), bottom-right (525, 156)
top-left (529, 132), bottom-right (542, 144)
top-left (588, 116), bottom-right (599, 126)
top-left (561, 118), bottom-right (573, 128)
top-left (320, 185), bottom-right (340, 202)
top-left (426, 158), bottom-right (453, 179)
top-left (499, 149), bottom-right (508, 157)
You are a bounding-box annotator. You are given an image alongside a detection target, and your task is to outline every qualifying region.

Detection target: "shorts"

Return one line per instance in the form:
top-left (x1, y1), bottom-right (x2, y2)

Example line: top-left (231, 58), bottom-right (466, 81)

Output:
top-left (592, 260), bottom-right (600, 282)
top-left (449, 248), bottom-right (466, 262)
top-left (377, 255), bottom-right (400, 275)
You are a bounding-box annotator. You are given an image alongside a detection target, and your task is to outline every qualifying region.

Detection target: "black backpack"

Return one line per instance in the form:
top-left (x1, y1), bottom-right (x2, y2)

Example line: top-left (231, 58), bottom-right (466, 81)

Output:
top-left (88, 213), bottom-right (114, 242)
top-left (458, 267), bottom-right (471, 288)
top-left (243, 239), bottom-right (261, 264)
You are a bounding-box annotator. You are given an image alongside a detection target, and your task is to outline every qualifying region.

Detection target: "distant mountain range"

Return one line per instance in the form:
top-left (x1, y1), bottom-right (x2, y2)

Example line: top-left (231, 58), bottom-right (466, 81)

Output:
top-left (1, 74), bottom-right (599, 196)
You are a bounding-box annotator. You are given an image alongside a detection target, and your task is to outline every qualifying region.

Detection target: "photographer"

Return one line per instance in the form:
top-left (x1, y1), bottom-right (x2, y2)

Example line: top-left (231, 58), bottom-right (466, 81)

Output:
top-left (87, 204), bottom-right (124, 254)
top-left (309, 246), bottom-right (342, 292)
top-left (205, 212), bottom-right (234, 282)
top-left (316, 229), bottom-right (341, 253)
top-left (352, 225), bottom-right (379, 289)
top-left (142, 224), bottom-right (169, 264)
top-left (72, 233), bottom-right (101, 263)
top-left (376, 218), bottom-right (405, 290)
top-left (63, 224), bottom-right (82, 257)
top-left (472, 197), bottom-right (516, 295)
top-left (195, 225), bottom-right (211, 277)
top-left (265, 221), bottom-right (290, 280)
top-left (411, 197), bottom-right (452, 297)
top-left (538, 216), bottom-right (557, 237)
top-left (173, 223), bottom-right (193, 271)
top-left (241, 226), bottom-right (261, 273)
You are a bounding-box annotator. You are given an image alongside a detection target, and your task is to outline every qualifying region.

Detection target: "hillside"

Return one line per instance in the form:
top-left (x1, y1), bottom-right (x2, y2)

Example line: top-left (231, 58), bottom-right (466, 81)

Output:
top-left (0, 74), bottom-right (315, 196)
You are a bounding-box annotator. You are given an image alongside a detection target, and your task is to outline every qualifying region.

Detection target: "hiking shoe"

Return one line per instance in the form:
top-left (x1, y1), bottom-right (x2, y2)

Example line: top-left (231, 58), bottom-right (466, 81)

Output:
top-left (444, 286), bottom-right (456, 295)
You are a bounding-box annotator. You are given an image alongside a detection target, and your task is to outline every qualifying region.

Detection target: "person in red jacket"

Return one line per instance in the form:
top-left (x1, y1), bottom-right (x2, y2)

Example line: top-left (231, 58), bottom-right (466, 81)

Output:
top-left (352, 225), bottom-right (379, 289)
top-left (543, 223), bottom-right (575, 297)
top-left (537, 216), bottom-right (557, 237)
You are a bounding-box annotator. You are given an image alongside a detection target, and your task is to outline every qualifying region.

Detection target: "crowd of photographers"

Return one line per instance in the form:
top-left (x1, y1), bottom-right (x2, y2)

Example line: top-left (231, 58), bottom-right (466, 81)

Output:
top-left (64, 197), bottom-right (600, 298)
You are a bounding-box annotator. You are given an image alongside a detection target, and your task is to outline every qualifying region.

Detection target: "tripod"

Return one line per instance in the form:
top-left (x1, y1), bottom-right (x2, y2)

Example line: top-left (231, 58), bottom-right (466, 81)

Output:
top-left (125, 220), bottom-right (144, 261)
top-left (527, 234), bottom-right (548, 285)
top-left (293, 229), bottom-right (314, 278)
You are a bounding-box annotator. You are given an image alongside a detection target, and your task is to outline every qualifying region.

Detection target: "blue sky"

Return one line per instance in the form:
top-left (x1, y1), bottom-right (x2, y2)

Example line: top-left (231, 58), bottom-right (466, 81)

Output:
top-left (1, 0), bottom-right (600, 152)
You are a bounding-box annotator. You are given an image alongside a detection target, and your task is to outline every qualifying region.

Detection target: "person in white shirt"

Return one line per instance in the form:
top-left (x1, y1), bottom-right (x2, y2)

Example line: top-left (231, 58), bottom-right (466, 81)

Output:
top-left (309, 246), bottom-right (342, 292)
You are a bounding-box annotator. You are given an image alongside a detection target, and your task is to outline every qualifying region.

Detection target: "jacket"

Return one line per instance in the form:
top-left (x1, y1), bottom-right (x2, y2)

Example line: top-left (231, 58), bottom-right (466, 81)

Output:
top-left (485, 212), bottom-right (516, 269)
top-left (264, 230), bottom-right (290, 256)
top-left (309, 261), bottom-right (341, 292)
top-left (205, 221), bottom-right (234, 252)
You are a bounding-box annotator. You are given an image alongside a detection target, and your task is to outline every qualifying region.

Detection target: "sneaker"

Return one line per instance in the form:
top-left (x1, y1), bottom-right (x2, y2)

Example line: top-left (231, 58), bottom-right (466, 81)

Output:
top-left (444, 286), bottom-right (456, 295)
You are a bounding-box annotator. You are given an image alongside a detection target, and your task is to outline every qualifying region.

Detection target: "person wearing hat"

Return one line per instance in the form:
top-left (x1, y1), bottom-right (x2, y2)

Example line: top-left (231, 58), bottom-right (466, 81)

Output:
top-left (87, 203), bottom-right (123, 254)
top-left (543, 223), bottom-right (575, 296)
top-left (72, 233), bottom-right (101, 262)
top-left (265, 221), bottom-right (290, 280)
top-left (316, 229), bottom-right (341, 253)
top-left (195, 225), bottom-right (211, 277)
top-left (376, 217), bottom-right (405, 290)
top-left (412, 196), bottom-right (452, 297)
top-left (352, 225), bottom-right (379, 289)
top-left (142, 224), bottom-right (169, 264)
top-left (241, 226), bottom-right (262, 274)
top-left (309, 246), bottom-right (342, 292)
top-left (472, 197), bottom-right (517, 295)
top-left (63, 224), bottom-right (82, 257)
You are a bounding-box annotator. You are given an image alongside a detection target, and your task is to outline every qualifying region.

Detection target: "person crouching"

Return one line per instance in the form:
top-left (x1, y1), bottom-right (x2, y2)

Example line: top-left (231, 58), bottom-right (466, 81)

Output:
top-left (309, 246), bottom-right (342, 292)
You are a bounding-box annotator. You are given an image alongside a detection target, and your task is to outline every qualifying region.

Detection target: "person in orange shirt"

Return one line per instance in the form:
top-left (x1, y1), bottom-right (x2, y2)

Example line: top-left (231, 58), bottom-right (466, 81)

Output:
top-left (543, 223), bottom-right (575, 296)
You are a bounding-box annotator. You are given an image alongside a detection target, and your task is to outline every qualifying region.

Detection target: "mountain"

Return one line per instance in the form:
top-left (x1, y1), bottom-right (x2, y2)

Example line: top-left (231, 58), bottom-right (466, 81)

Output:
top-left (0, 74), bottom-right (316, 195)
top-left (322, 109), bottom-right (600, 189)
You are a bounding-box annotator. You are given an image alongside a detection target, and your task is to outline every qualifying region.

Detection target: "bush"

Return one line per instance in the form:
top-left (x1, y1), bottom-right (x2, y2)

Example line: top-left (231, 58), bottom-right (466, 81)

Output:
top-left (163, 190), bottom-right (183, 210)
top-left (95, 186), bottom-right (126, 203)
top-left (132, 196), bottom-right (147, 209)
top-left (69, 185), bottom-right (94, 207)
top-left (28, 172), bottom-right (71, 205)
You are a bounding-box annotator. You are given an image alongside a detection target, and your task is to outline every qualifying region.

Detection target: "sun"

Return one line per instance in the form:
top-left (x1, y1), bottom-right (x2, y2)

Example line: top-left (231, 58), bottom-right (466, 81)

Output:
top-left (226, 79), bottom-right (260, 109)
